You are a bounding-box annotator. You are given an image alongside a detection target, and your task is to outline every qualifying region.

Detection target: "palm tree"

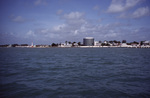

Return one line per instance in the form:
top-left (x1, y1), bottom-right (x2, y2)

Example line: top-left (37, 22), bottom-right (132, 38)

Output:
top-left (78, 42), bottom-right (81, 46)
top-left (122, 40), bottom-right (126, 43)
top-left (68, 41), bottom-right (72, 44)
top-left (65, 41), bottom-right (68, 45)
top-left (72, 42), bottom-right (76, 46)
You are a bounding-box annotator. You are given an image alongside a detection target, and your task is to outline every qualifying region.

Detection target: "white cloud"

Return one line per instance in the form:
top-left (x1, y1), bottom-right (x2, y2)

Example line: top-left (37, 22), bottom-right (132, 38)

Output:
top-left (118, 13), bottom-right (128, 18)
top-left (93, 5), bottom-right (99, 10)
top-left (104, 32), bottom-right (118, 38)
top-left (22, 11), bottom-right (149, 43)
top-left (34, 0), bottom-right (47, 6)
top-left (63, 12), bottom-right (86, 26)
top-left (119, 6), bottom-right (150, 18)
top-left (56, 9), bottom-right (63, 15)
top-left (63, 12), bottom-right (84, 20)
top-left (10, 15), bottom-right (34, 23)
top-left (12, 16), bottom-right (25, 23)
top-left (132, 6), bottom-right (150, 18)
top-left (107, 0), bottom-right (141, 13)
top-left (74, 30), bottom-right (78, 35)
top-left (126, 0), bottom-right (141, 8)
top-left (53, 24), bottom-right (66, 31)
top-left (50, 12), bottom-right (134, 41)
top-left (26, 30), bottom-right (35, 37)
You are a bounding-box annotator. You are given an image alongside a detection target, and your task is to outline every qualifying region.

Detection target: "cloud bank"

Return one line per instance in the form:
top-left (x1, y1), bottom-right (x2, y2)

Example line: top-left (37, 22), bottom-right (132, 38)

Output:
top-left (1, 0), bottom-right (150, 44)
top-left (107, 0), bottom-right (141, 13)
top-left (24, 11), bottom-right (149, 44)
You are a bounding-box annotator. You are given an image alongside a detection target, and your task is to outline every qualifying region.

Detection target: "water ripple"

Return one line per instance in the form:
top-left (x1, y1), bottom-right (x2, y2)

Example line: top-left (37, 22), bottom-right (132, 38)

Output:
top-left (0, 48), bottom-right (150, 97)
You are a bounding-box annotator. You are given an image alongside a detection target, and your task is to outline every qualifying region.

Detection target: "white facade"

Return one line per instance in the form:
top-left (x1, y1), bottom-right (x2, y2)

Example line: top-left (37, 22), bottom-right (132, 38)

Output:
top-left (121, 43), bottom-right (130, 47)
top-left (94, 41), bottom-right (101, 46)
top-left (59, 43), bottom-right (72, 47)
top-left (83, 37), bottom-right (94, 46)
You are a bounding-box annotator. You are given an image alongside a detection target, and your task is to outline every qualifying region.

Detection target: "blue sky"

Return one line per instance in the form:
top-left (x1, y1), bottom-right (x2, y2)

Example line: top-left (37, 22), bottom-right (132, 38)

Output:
top-left (0, 0), bottom-right (150, 44)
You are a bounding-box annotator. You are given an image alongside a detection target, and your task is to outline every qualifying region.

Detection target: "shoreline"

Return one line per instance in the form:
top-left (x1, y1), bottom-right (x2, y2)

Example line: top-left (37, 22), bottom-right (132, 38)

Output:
top-left (1, 46), bottom-right (150, 48)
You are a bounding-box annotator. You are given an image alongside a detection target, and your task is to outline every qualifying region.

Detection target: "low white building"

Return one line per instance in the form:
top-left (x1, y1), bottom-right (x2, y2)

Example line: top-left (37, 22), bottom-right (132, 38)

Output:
top-left (121, 43), bottom-right (130, 47)
top-left (59, 43), bottom-right (72, 47)
top-left (73, 43), bottom-right (79, 47)
top-left (143, 41), bottom-right (150, 46)
top-left (94, 41), bottom-right (101, 46)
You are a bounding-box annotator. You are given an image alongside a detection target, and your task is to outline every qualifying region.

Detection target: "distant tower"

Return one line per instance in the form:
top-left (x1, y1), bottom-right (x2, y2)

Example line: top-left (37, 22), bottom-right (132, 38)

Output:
top-left (83, 37), bottom-right (94, 46)
top-left (31, 42), bottom-right (33, 47)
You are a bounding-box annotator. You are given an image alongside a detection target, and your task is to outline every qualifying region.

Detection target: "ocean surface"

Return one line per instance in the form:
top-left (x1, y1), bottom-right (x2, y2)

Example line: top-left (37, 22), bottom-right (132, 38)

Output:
top-left (0, 47), bottom-right (150, 98)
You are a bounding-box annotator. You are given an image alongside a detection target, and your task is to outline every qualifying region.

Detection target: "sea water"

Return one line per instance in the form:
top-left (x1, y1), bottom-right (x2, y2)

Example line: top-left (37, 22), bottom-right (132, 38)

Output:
top-left (0, 48), bottom-right (150, 97)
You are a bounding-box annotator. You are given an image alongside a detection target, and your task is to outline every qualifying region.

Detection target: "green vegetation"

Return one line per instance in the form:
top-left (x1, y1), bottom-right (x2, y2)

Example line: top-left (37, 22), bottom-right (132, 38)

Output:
top-left (0, 40), bottom-right (149, 48)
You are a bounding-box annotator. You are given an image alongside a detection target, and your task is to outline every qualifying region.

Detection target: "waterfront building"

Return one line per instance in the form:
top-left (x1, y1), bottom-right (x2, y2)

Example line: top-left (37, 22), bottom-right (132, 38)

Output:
top-left (83, 37), bottom-right (94, 46)
top-left (104, 40), bottom-right (108, 44)
top-left (94, 41), bottom-right (101, 46)
top-left (121, 43), bottom-right (130, 47)
top-left (143, 41), bottom-right (150, 46)
top-left (59, 43), bottom-right (72, 47)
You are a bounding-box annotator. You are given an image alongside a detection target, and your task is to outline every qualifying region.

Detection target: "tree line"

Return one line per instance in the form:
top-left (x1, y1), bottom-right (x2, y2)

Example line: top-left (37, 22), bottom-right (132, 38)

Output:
top-left (0, 40), bottom-right (149, 47)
